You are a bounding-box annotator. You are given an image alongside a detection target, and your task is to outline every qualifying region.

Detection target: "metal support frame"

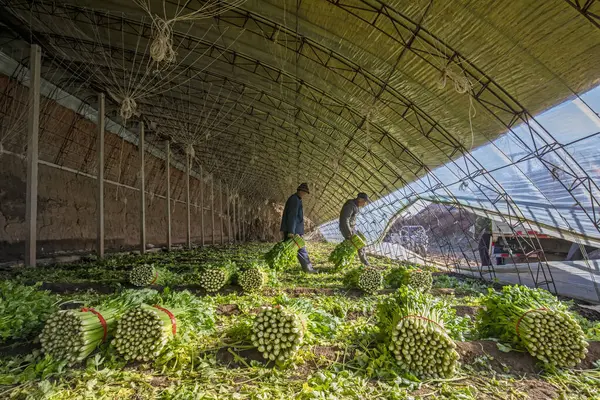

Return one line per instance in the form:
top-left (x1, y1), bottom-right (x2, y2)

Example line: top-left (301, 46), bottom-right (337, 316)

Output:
top-left (232, 195), bottom-right (237, 244)
top-left (238, 197), bottom-right (242, 243)
top-left (226, 186), bottom-right (232, 243)
top-left (25, 44), bottom-right (41, 267)
top-left (243, 206), bottom-right (247, 242)
top-left (219, 180), bottom-right (224, 245)
top-left (165, 140), bottom-right (171, 251)
top-left (96, 92), bottom-right (104, 258)
top-left (139, 122), bottom-right (146, 254)
top-left (186, 153), bottom-right (191, 249)
top-left (211, 176), bottom-right (215, 245)
top-left (200, 166), bottom-right (205, 246)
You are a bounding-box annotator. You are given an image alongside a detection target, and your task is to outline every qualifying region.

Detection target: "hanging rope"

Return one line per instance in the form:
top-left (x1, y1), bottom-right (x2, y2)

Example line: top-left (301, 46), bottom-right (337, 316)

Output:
top-left (438, 62), bottom-right (476, 151)
top-left (150, 18), bottom-right (176, 64)
top-left (120, 97), bottom-right (138, 121)
top-left (134, 0), bottom-right (248, 64)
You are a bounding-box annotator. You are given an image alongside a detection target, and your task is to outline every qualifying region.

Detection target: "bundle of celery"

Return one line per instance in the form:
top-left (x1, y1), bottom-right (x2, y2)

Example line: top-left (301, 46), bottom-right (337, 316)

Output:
top-left (478, 285), bottom-right (588, 368)
top-left (328, 241), bottom-right (357, 269)
top-left (343, 267), bottom-right (383, 294)
top-left (251, 305), bottom-right (306, 362)
top-left (385, 266), bottom-right (432, 292)
top-left (129, 264), bottom-right (158, 286)
top-left (198, 261), bottom-right (236, 293)
top-left (407, 269), bottom-right (433, 292)
top-left (237, 263), bottom-right (266, 293)
top-left (39, 290), bottom-right (154, 364)
top-left (328, 233), bottom-right (366, 269)
top-left (114, 290), bottom-right (214, 363)
top-left (113, 304), bottom-right (180, 361)
top-left (264, 236), bottom-right (304, 271)
top-left (377, 287), bottom-right (459, 378)
top-left (40, 307), bottom-right (119, 364)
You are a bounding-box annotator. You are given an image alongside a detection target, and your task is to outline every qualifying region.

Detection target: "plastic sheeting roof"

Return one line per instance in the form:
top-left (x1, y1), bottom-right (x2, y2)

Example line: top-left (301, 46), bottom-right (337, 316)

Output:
top-left (320, 86), bottom-right (600, 247)
top-left (1, 0), bottom-right (600, 223)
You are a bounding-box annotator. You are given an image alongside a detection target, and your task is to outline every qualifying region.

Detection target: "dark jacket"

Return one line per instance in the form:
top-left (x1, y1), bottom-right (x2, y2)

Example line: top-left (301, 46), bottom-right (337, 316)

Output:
top-left (280, 194), bottom-right (304, 235)
top-left (339, 199), bottom-right (359, 239)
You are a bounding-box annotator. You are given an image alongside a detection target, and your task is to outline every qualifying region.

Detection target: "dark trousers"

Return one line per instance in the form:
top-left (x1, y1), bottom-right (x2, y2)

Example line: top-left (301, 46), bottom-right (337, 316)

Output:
top-left (358, 248), bottom-right (369, 266)
top-left (282, 233), bottom-right (313, 270)
top-left (479, 233), bottom-right (492, 267)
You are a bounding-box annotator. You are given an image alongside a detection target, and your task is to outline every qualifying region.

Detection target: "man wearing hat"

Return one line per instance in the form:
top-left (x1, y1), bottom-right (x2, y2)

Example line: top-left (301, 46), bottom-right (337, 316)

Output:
top-left (339, 193), bottom-right (370, 266)
top-left (280, 183), bottom-right (316, 273)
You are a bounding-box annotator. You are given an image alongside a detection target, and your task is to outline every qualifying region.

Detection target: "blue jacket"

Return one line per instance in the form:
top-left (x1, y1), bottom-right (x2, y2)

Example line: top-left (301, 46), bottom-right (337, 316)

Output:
top-left (280, 194), bottom-right (304, 235)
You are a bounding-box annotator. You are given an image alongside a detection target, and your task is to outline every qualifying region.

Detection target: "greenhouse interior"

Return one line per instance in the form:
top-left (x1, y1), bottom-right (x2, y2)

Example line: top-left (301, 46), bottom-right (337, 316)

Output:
top-left (1, 0), bottom-right (600, 398)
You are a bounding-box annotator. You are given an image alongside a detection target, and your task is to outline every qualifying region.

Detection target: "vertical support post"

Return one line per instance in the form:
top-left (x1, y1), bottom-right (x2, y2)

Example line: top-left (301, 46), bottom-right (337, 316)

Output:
top-left (242, 208), bottom-right (248, 241)
top-left (165, 141), bottom-right (171, 251)
top-left (139, 122), bottom-right (146, 254)
top-left (211, 176), bottom-right (215, 245)
top-left (25, 44), bottom-right (41, 267)
top-left (200, 166), bottom-right (205, 246)
top-left (96, 93), bottom-right (105, 258)
top-left (220, 180), bottom-right (224, 245)
top-left (186, 153), bottom-right (191, 249)
top-left (232, 195), bottom-right (237, 244)
top-left (226, 185), bottom-right (231, 243)
top-left (238, 197), bottom-right (243, 243)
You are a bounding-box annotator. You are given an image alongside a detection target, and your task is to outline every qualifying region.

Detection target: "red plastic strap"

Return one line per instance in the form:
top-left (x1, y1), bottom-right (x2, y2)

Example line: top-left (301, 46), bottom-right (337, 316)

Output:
top-left (516, 308), bottom-right (549, 337)
top-left (153, 305), bottom-right (177, 336)
top-left (150, 271), bottom-right (158, 285)
top-left (81, 307), bottom-right (108, 343)
top-left (399, 314), bottom-right (445, 332)
top-left (292, 237), bottom-right (302, 249)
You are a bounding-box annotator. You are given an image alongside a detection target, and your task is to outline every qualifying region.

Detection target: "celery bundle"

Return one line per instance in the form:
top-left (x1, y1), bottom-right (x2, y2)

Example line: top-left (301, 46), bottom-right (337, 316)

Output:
top-left (478, 285), bottom-right (588, 368)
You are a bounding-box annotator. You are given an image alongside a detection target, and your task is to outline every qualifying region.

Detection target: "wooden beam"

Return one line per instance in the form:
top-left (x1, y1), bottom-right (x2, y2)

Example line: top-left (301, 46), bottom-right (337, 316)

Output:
top-left (25, 44), bottom-right (41, 267)
top-left (139, 122), bottom-right (146, 254)
top-left (165, 140), bottom-right (171, 251)
top-left (97, 92), bottom-right (105, 258)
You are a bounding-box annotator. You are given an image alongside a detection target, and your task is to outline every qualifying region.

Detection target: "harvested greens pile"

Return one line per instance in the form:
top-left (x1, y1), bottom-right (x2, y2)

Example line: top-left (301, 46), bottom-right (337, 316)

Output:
top-left (130, 264), bottom-right (158, 286)
top-left (0, 282), bottom-right (58, 342)
top-left (251, 305), bottom-right (306, 362)
top-left (198, 262), bottom-right (236, 293)
top-left (377, 288), bottom-right (460, 378)
top-left (2, 242), bottom-right (600, 399)
top-left (264, 236), bottom-right (304, 271)
top-left (40, 307), bottom-right (120, 364)
top-left (237, 264), bottom-right (266, 293)
top-left (343, 267), bottom-right (383, 294)
top-left (478, 285), bottom-right (589, 368)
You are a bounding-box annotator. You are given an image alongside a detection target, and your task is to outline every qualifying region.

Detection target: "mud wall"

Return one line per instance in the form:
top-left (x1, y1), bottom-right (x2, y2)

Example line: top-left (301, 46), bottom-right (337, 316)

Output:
top-left (0, 73), bottom-right (277, 262)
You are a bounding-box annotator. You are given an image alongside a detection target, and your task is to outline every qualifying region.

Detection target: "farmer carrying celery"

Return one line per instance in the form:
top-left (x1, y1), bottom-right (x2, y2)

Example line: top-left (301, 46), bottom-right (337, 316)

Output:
top-left (339, 193), bottom-right (370, 266)
top-left (280, 183), bottom-right (316, 273)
